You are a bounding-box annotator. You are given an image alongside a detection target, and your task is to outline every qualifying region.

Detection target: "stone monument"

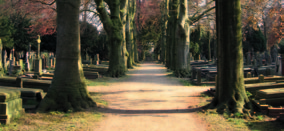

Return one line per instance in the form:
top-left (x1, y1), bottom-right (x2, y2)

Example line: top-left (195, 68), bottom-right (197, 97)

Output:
top-left (33, 35), bottom-right (42, 78)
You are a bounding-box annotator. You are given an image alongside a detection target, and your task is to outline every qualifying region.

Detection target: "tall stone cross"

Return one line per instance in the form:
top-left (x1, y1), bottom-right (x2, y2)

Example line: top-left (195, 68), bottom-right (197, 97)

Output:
top-left (37, 35), bottom-right (41, 59)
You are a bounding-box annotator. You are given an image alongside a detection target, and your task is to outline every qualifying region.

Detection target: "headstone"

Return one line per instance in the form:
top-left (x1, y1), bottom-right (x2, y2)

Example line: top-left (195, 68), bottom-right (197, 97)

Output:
top-left (266, 67), bottom-right (273, 76)
top-left (53, 57), bottom-right (56, 67)
top-left (50, 58), bottom-right (54, 68)
top-left (259, 74), bottom-right (264, 83)
top-left (215, 75), bottom-right (218, 87)
top-left (0, 89), bottom-right (24, 124)
top-left (86, 53), bottom-right (89, 61)
top-left (9, 51), bottom-right (12, 61)
top-left (268, 55), bottom-right (272, 65)
top-left (47, 57), bottom-right (51, 68)
top-left (90, 58), bottom-right (93, 65)
top-left (257, 52), bottom-right (262, 67)
top-left (247, 52), bottom-right (251, 65)
top-left (9, 60), bottom-right (14, 76)
top-left (271, 45), bottom-right (278, 62)
top-left (19, 59), bottom-right (23, 70)
top-left (96, 54), bottom-right (99, 65)
top-left (25, 52), bottom-right (29, 71)
top-left (3, 50), bottom-right (7, 71)
top-left (246, 72), bottom-right (252, 78)
top-left (197, 69), bottom-right (201, 85)
top-left (34, 59), bottom-right (42, 77)
top-left (41, 56), bottom-right (46, 69)
top-left (29, 58), bottom-right (33, 71)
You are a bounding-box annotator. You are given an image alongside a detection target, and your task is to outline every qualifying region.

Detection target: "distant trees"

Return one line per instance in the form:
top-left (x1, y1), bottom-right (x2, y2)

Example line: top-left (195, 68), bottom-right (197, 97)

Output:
top-left (0, 15), bottom-right (14, 49)
top-left (243, 23), bottom-right (266, 54)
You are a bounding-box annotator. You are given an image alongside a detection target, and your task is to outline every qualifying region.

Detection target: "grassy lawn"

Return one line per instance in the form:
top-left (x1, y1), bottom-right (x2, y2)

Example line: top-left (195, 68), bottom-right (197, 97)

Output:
top-left (0, 92), bottom-right (107, 131)
top-left (197, 93), bottom-right (284, 131)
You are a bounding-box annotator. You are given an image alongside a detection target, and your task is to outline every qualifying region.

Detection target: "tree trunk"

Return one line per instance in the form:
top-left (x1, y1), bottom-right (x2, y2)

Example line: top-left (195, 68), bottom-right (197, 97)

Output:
top-left (108, 39), bottom-right (126, 77)
top-left (126, 14), bottom-right (132, 68)
top-left (121, 0), bottom-right (129, 71)
top-left (134, 21), bottom-right (139, 63)
top-left (207, 0), bottom-right (251, 114)
top-left (174, 0), bottom-right (190, 77)
top-left (126, 0), bottom-right (135, 68)
top-left (166, 0), bottom-right (177, 70)
top-left (0, 39), bottom-right (3, 75)
top-left (95, 0), bottom-right (127, 77)
top-left (37, 0), bottom-right (96, 112)
top-left (160, 0), bottom-right (168, 64)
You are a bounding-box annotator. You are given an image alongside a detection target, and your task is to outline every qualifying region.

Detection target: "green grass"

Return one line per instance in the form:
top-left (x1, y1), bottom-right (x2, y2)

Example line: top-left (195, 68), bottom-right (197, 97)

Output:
top-left (197, 93), bottom-right (284, 131)
top-left (179, 79), bottom-right (212, 87)
top-left (0, 92), bottom-right (107, 131)
top-left (89, 92), bottom-right (108, 106)
top-left (85, 78), bottom-right (109, 86)
top-left (179, 79), bottom-right (193, 86)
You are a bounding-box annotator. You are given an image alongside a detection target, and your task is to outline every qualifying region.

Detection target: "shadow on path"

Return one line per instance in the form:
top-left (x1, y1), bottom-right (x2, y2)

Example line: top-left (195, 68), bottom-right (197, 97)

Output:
top-left (98, 107), bottom-right (202, 114)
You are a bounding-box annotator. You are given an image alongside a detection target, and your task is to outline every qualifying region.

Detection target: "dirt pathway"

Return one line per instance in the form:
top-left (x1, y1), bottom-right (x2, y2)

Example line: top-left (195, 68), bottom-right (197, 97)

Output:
top-left (88, 62), bottom-right (211, 131)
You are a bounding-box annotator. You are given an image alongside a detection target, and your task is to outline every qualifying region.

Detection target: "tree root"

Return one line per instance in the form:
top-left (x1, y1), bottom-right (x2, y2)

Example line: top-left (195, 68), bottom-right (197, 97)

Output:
top-left (37, 83), bottom-right (96, 113)
top-left (174, 69), bottom-right (191, 78)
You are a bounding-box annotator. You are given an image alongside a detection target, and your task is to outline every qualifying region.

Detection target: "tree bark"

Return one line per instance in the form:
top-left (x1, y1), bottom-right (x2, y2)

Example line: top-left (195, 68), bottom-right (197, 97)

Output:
top-left (37, 0), bottom-right (96, 112)
top-left (121, 0), bottom-right (129, 71)
top-left (95, 0), bottom-right (127, 77)
top-left (207, 0), bottom-right (251, 114)
top-left (169, 0), bottom-right (178, 70)
top-left (173, 0), bottom-right (191, 77)
top-left (0, 39), bottom-right (3, 75)
top-left (126, 12), bottom-right (133, 68)
top-left (126, 0), bottom-right (135, 68)
top-left (134, 20), bottom-right (139, 63)
top-left (160, 0), bottom-right (168, 64)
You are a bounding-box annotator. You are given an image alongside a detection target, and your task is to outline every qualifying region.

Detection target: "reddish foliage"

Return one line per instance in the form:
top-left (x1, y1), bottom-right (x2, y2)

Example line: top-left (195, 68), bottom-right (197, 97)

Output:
top-left (0, 0), bottom-right (56, 36)
top-left (136, 0), bottom-right (162, 33)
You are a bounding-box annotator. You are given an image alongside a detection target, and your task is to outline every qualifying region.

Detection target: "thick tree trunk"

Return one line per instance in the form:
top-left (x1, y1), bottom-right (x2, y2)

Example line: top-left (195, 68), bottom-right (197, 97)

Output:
top-left (207, 0), bottom-right (251, 114)
top-left (108, 39), bottom-right (126, 77)
top-left (126, 0), bottom-right (135, 68)
top-left (134, 22), bottom-right (139, 63)
top-left (166, 0), bottom-right (178, 70)
top-left (0, 39), bottom-right (3, 75)
top-left (174, 0), bottom-right (190, 77)
top-left (95, 0), bottom-right (127, 77)
top-left (165, 0), bottom-right (172, 68)
top-left (121, 0), bottom-right (129, 71)
top-left (165, 19), bottom-right (171, 68)
top-left (37, 0), bottom-right (96, 112)
top-left (126, 10), bottom-right (133, 68)
top-left (160, 0), bottom-right (168, 64)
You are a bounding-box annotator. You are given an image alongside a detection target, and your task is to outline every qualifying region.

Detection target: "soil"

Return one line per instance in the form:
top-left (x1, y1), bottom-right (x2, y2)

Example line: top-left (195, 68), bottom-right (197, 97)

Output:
top-left (88, 62), bottom-right (212, 131)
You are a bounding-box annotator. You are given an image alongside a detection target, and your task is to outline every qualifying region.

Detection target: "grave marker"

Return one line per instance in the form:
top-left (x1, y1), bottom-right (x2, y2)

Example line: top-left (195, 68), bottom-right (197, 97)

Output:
top-left (96, 54), bottom-right (99, 65)
top-left (34, 35), bottom-right (42, 78)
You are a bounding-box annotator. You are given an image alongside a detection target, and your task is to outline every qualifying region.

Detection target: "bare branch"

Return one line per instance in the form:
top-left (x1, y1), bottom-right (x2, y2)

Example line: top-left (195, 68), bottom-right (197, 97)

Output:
top-left (29, 0), bottom-right (56, 6)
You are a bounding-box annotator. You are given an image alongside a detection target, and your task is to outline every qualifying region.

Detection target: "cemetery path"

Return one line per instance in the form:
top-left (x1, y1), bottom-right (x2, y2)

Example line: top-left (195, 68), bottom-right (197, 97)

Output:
top-left (88, 62), bottom-right (211, 131)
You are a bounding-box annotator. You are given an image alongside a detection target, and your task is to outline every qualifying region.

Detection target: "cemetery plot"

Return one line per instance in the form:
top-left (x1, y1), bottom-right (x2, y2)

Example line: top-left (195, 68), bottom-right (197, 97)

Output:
top-left (0, 88), bottom-right (25, 124)
top-left (245, 82), bottom-right (284, 96)
top-left (22, 79), bottom-right (51, 92)
top-left (0, 86), bottom-right (45, 110)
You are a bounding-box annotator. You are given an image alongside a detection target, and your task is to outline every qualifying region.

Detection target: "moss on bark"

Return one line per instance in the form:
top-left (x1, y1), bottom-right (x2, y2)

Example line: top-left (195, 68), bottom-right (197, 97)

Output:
top-left (108, 40), bottom-right (126, 77)
top-left (37, 0), bottom-right (96, 112)
top-left (205, 0), bottom-right (252, 115)
top-left (37, 82), bottom-right (96, 112)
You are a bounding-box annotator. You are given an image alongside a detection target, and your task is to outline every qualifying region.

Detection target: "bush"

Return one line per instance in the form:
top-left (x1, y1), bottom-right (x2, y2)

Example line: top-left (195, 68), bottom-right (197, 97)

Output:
top-left (278, 39), bottom-right (284, 54)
